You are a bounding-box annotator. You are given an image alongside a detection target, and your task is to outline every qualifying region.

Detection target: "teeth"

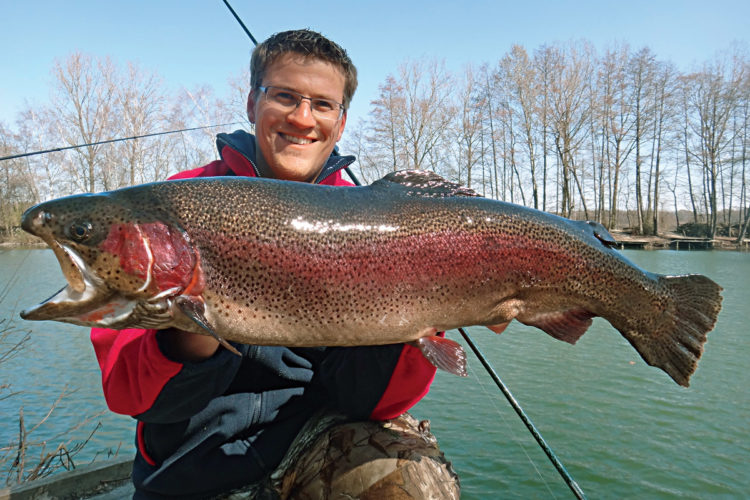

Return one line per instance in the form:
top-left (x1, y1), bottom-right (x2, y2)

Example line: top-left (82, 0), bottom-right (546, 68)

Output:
top-left (281, 133), bottom-right (313, 145)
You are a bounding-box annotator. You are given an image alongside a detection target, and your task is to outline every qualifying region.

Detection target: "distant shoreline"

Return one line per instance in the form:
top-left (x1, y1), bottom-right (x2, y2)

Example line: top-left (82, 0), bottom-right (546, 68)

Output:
top-left (0, 241), bottom-right (46, 249)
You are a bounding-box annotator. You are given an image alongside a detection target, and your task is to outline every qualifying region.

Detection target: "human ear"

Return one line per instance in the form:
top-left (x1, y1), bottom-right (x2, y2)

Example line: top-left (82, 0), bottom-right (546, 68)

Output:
top-left (246, 91), bottom-right (257, 124)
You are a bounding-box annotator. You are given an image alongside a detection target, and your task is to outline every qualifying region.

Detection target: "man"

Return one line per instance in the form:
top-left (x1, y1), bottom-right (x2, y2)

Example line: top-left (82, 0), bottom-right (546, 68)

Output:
top-left (91, 30), bottom-right (444, 499)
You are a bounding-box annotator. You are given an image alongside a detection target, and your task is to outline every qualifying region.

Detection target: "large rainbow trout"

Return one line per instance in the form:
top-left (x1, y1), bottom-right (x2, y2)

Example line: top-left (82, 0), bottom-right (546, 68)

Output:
top-left (20, 170), bottom-right (722, 386)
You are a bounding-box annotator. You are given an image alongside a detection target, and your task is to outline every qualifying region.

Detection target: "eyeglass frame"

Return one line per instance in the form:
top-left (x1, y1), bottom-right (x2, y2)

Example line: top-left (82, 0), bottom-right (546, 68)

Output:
top-left (257, 85), bottom-right (346, 122)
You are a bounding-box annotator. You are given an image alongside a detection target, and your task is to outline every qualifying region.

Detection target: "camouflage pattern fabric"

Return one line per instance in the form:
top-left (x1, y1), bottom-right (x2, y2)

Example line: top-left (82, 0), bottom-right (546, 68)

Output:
top-left (221, 412), bottom-right (460, 499)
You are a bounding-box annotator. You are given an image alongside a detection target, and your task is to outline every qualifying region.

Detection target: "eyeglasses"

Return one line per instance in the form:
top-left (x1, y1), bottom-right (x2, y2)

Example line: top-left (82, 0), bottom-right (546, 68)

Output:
top-left (258, 86), bottom-right (345, 122)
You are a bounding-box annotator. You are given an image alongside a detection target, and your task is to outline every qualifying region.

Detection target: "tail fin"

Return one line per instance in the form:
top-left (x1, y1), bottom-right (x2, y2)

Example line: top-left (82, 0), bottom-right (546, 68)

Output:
top-left (627, 274), bottom-right (723, 387)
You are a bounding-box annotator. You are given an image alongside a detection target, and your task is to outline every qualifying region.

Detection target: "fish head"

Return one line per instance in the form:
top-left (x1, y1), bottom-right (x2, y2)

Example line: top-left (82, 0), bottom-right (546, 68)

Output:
top-left (19, 190), bottom-right (200, 329)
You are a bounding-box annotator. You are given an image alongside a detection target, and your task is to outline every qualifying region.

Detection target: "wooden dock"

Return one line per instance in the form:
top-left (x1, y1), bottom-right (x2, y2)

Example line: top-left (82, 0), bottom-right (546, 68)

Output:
top-left (610, 231), bottom-right (734, 251)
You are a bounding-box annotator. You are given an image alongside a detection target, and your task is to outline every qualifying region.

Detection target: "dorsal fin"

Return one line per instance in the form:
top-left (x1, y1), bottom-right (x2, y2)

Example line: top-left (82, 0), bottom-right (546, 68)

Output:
top-left (587, 221), bottom-right (618, 247)
top-left (571, 220), bottom-right (618, 248)
top-left (371, 170), bottom-right (480, 198)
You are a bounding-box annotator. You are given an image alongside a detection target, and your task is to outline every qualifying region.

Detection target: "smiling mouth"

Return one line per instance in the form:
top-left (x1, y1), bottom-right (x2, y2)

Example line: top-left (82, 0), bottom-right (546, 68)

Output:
top-left (280, 133), bottom-right (315, 145)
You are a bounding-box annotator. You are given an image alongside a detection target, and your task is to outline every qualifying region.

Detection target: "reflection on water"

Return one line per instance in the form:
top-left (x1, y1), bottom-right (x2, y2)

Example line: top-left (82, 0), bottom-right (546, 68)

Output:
top-left (1, 248), bottom-right (748, 498)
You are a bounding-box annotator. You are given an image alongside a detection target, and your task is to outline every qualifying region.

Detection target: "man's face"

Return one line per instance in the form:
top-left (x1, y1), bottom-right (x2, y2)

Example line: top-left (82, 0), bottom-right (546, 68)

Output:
top-left (247, 54), bottom-right (347, 182)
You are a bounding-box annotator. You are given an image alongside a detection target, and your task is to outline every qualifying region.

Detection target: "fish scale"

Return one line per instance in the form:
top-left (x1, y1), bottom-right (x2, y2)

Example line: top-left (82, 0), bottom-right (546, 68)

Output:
top-left (19, 170), bottom-right (722, 386)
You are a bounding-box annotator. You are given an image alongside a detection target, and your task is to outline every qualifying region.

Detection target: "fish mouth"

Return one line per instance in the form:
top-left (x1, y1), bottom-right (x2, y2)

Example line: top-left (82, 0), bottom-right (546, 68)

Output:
top-left (20, 240), bottom-right (134, 326)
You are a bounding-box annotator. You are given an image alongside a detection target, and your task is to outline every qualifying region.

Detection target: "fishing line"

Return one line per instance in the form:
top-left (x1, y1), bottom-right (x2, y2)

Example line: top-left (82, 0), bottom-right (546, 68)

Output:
top-left (460, 328), bottom-right (587, 500)
top-left (462, 334), bottom-right (558, 498)
top-left (0, 122), bottom-right (243, 163)
top-left (222, 3), bottom-right (585, 498)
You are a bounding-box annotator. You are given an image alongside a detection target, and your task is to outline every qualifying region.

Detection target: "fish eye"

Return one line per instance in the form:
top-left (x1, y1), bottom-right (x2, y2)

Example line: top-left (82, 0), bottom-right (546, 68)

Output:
top-left (69, 221), bottom-right (93, 242)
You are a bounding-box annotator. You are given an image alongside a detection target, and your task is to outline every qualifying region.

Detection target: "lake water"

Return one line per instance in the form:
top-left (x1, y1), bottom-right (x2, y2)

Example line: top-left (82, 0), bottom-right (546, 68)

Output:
top-left (1, 248), bottom-right (747, 498)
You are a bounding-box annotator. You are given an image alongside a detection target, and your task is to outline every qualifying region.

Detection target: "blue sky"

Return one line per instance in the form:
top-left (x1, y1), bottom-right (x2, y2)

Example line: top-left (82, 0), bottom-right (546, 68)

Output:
top-left (2, 0), bottom-right (748, 128)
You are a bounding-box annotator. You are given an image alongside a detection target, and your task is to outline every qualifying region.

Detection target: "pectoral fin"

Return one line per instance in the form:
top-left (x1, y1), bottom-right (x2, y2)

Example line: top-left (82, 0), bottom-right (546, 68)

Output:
top-left (413, 335), bottom-right (467, 377)
top-left (175, 296), bottom-right (241, 356)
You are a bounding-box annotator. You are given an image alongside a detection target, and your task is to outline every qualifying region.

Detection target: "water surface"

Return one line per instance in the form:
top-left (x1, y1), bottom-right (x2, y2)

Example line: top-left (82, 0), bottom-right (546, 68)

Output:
top-left (1, 249), bottom-right (747, 498)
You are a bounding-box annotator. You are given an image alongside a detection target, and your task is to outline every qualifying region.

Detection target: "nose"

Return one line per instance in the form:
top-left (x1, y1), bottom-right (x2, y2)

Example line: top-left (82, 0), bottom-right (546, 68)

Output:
top-left (21, 206), bottom-right (47, 233)
top-left (286, 99), bottom-right (317, 128)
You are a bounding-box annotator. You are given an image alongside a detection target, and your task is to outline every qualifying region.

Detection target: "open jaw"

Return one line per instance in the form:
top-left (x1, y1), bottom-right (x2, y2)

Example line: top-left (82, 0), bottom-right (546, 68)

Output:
top-left (20, 241), bottom-right (137, 327)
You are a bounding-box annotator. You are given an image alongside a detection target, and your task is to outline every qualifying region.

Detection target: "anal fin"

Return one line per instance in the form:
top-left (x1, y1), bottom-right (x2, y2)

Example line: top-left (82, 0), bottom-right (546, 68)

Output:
top-left (175, 296), bottom-right (241, 356)
top-left (487, 322), bottom-right (510, 334)
top-left (520, 308), bottom-right (595, 344)
top-left (414, 336), bottom-right (467, 377)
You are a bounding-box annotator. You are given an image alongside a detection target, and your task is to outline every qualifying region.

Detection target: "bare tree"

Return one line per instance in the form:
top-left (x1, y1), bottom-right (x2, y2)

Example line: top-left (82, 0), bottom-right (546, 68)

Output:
top-left (546, 42), bottom-right (594, 217)
top-left (114, 62), bottom-right (170, 186)
top-left (477, 63), bottom-right (501, 199)
top-left (398, 60), bottom-right (455, 171)
top-left (647, 61), bottom-right (678, 234)
top-left (533, 46), bottom-right (555, 211)
top-left (49, 52), bottom-right (118, 193)
top-left (681, 56), bottom-right (744, 238)
top-left (166, 85), bottom-right (223, 173)
top-left (368, 74), bottom-right (406, 173)
top-left (340, 117), bottom-right (388, 184)
top-left (594, 44), bottom-right (636, 228)
top-left (221, 67), bottom-right (254, 131)
top-left (360, 60), bottom-right (454, 180)
top-left (0, 119), bottom-right (54, 238)
top-left (0, 125), bottom-right (25, 238)
top-left (629, 48), bottom-right (659, 234)
top-left (499, 45), bottom-right (542, 208)
top-left (13, 106), bottom-right (70, 201)
top-left (736, 60), bottom-right (750, 243)
top-left (451, 65), bottom-right (485, 188)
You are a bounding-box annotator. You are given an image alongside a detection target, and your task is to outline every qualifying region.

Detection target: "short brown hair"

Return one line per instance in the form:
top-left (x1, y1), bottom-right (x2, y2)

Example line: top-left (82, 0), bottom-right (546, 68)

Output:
top-left (250, 29), bottom-right (358, 109)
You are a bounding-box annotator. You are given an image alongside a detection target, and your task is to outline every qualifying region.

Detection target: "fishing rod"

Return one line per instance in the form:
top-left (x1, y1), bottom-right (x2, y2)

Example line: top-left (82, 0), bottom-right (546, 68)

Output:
top-left (221, 2), bottom-right (584, 498)
top-left (458, 327), bottom-right (586, 499)
top-left (0, 122), bottom-right (243, 163)
top-left (221, 0), bottom-right (257, 45)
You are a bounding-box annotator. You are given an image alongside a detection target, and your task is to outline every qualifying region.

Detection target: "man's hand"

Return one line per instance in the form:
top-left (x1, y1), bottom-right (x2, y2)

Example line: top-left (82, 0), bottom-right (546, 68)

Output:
top-left (160, 329), bottom-right (220, 362)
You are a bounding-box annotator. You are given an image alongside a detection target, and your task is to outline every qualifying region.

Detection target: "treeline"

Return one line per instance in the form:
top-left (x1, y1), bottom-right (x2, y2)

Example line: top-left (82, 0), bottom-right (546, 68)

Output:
top-left (0, 52), bottom-right (252, 238)
top-left (344, 42), bottom-right (750, 241)
top-left (2, 42), bottom-right (749, 243)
